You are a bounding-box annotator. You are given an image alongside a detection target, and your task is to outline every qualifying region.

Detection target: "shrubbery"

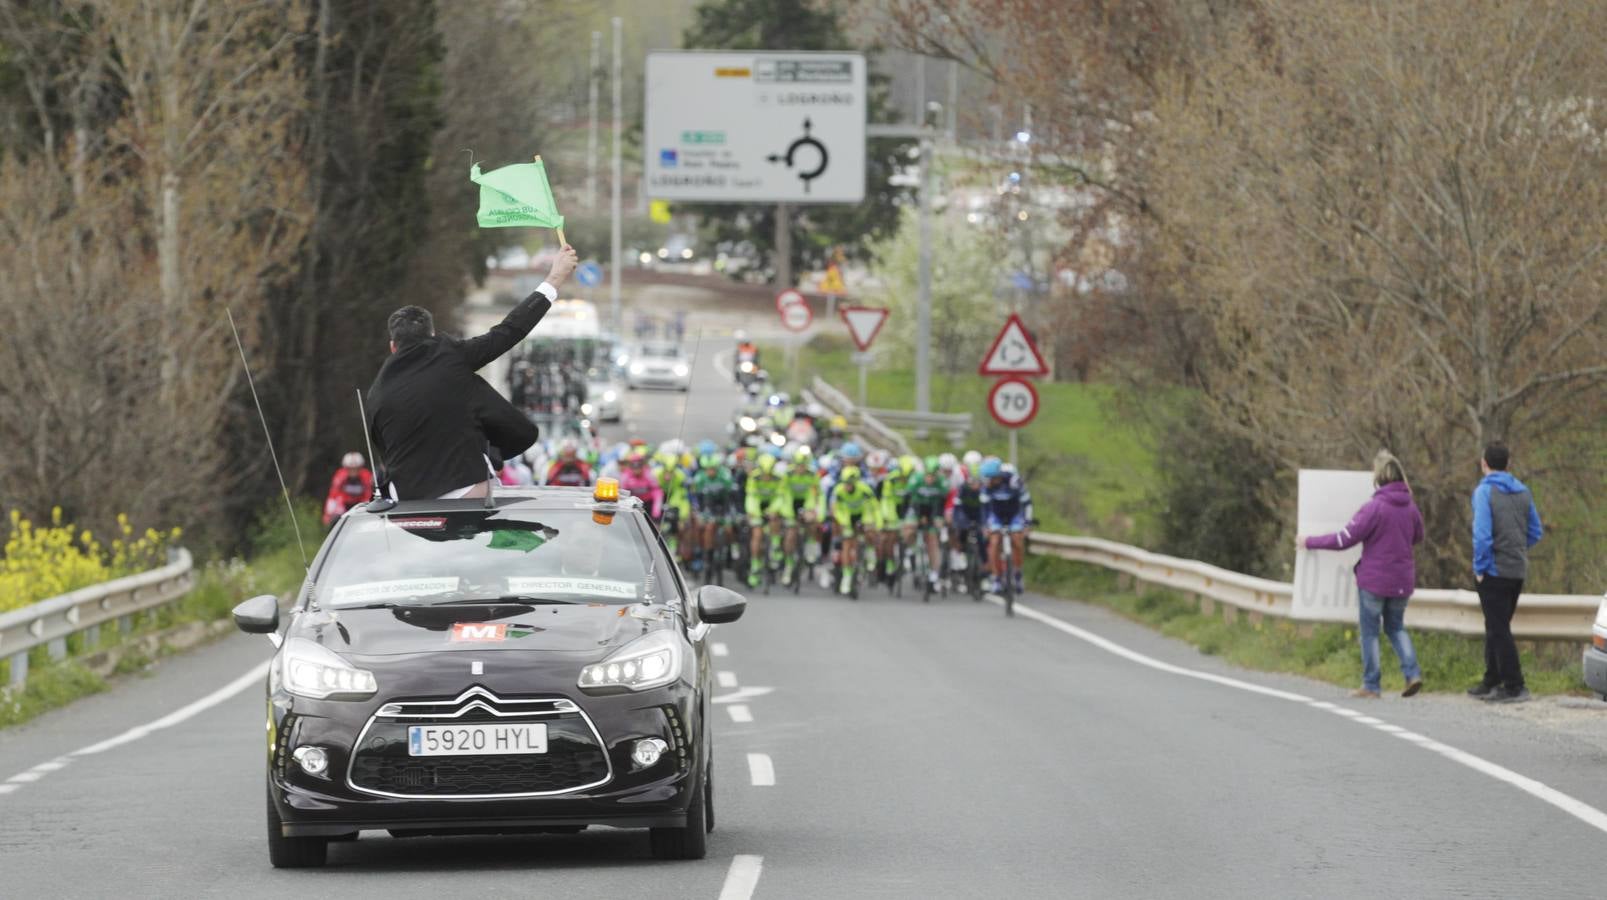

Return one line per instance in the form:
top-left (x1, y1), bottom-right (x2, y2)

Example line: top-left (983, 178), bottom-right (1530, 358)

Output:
top-left (1, 509), bottom-right (179, 613)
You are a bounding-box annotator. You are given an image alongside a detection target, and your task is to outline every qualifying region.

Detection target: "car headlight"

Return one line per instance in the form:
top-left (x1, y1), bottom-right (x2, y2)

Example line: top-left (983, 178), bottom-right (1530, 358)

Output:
top-left (630, 363), bottom-right (645, 375)
top-left (638, 252), bottom-right (652, 265)
top-left (680, 248), bottom-right (693, 259)
top-left (602, 390), bottom-right (617, 402)
top-left (739, 361), bottom-right (755, 373)
top-left (578, 631), bottom-right (682, 693)
top-left (278, 637), bottom-right (377, 700)
top-left (581, 402), bottom-right (594, 415)
top-left (672, 364), bottom-right (690, 378)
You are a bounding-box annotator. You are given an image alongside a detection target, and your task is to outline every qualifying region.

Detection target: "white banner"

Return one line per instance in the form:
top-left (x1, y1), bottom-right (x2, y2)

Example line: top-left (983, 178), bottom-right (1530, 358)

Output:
top-left (507, 577), bottom-right (639, 599)
top-left (330, 577), bottom-right (460, 605)
top-left (1291, 470), bottom-right (1375, 622)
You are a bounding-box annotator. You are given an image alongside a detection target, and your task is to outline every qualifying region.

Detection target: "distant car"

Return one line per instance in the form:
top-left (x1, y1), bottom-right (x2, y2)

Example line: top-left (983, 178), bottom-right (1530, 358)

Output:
top-left (234, 483), bottom-right (747, 867)
top-left (656, 233), bottom-right (697, 263)
top-left (1584, 594), bottom-right (1607, 700)
top-left (627, 343), bottom-right (692, 391)
top-left (582, 366), bottom-right (624, 423)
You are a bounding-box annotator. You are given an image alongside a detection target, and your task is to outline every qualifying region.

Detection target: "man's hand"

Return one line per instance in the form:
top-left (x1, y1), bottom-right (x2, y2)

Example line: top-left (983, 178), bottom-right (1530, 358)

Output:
top-left (546, 244), bottom-right (578, 289)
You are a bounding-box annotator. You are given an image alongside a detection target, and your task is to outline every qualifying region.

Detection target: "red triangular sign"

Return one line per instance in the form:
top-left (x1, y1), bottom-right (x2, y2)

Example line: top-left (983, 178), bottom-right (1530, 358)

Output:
top-left (978, 313), bottom-right (1048, 376)
top-left (840, 306), bottom-right (889, 352)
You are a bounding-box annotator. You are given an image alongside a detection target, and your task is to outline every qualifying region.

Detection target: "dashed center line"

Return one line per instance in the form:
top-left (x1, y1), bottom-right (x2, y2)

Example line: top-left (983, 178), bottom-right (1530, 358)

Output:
top-left (717, 671), bottom-right (739, 688)
top-left (718, 854), bottom-right (764, 900)
top-left (711, 642), bottom-right (730, 657)
top-left (746, 753), bottom-right (775, 786)
top-left (727, 704), bottom-right (753, 723)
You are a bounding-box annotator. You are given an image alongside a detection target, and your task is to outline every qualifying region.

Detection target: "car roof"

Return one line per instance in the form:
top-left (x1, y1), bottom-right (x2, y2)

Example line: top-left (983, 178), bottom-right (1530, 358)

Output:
top-left (346, 487), bottom-right (644, 518)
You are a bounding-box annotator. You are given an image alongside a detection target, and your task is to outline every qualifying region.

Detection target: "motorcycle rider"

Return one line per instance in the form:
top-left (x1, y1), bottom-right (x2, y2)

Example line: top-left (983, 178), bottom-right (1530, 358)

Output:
top-left (322, 452), bottom-right (374, 525)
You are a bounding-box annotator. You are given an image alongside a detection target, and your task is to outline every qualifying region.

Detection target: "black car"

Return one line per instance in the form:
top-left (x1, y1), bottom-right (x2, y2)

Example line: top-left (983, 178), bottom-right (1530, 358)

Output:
top-left (231, 481), bottom-right (746, 868)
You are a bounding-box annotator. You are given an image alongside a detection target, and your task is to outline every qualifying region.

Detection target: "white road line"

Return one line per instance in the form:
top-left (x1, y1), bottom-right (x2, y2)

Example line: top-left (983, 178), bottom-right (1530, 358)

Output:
top-left (711, 350), bottom-right (735, 383)
top-left (746, 753), bottom-right (775, 786)
top-left (712, 686), bottom-right (773, 704)
top-left (1005, 597), bottom-right (1607, 837)
top-left (717, 671), bottom-right (738, 688)
top-left (72, 660), bottom-right (271, 758)
top-left (728, 704), bottom-right (753, 723)
top-left (712, 642), bottom-right (730, 657)
top-left (1, 659), bottom-right (271, 799)
top-left (1353, 716), bottom-right (1384, 725)
top-left (718, 854), bottom-right (765, 900)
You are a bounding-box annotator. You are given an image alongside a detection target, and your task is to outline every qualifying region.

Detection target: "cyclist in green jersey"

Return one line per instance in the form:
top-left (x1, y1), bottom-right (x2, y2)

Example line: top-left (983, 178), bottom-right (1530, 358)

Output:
top-left (827, 465), bottom-right (882, 596)
top-left (907, 456), bottom-right (950, 592)
top-left (690, 454), bottom-right (738, 574)
top-left (744, 452), bottom-right (795, 586)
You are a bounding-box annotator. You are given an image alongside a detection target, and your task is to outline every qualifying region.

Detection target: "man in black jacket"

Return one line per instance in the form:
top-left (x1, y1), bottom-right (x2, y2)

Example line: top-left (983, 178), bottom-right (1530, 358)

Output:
top-left (367, 246), bottom-right (577, 499)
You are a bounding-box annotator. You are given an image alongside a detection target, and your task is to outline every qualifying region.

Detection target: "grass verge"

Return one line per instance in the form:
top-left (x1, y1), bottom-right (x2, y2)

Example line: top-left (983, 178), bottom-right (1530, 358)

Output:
top-left (1027, 555), bottom-right (1588, 696)
top-left (768, 335), bottom-right (1161, 542)
top-left (0, 503), bottom-right (316, 729)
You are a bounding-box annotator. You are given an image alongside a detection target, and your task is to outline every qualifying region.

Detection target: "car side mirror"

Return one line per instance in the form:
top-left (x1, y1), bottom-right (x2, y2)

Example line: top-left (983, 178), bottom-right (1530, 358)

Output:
top-left (232, 594), bottom-right (280, 634)
top-left (696, 585), bottom-right (747, 625)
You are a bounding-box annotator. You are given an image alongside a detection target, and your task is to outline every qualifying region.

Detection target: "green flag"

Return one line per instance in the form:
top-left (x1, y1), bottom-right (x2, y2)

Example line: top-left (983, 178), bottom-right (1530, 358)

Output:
top-left (470, 159), bottom-right (565, 230)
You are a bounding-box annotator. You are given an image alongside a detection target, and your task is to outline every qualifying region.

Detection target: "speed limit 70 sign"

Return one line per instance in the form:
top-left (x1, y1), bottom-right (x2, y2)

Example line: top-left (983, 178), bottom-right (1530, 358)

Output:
top-left (987, 377), bottom-right (1039, 428)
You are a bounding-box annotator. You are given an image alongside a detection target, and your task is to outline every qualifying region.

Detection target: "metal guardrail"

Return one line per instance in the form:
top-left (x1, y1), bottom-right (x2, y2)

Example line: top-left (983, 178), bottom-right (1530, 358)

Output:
top-left (0, 548), bottom-right (195, 689)
top-left (1029, 533), bottom-right (1600, 641)
top-left (862, 407), bottom-right (972, 445)
top-left (806, 376), bottom-right (914, 456)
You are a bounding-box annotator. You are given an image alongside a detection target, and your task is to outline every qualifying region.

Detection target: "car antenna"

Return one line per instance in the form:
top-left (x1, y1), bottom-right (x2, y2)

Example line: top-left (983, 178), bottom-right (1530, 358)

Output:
top-left (226, 308), bottom-right (309, 571)
top-left (674, 326), bottom-right (703, 451)
top-left (355, 388), bottom-right (396, 513)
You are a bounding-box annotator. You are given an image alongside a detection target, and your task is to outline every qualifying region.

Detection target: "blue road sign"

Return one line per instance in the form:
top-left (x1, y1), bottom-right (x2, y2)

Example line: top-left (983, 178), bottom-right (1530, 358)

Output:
top-left (576, 261), bottom-right (603, 287)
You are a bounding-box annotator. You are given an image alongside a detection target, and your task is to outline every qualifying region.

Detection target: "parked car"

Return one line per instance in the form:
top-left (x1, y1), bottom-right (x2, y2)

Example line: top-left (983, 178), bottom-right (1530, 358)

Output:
top-left (626, 343), bottom-right (692, 391)
top-left (233, 481), bottom-right (747, 867)
top-left (1583, 593), bottom-right (1607, 700)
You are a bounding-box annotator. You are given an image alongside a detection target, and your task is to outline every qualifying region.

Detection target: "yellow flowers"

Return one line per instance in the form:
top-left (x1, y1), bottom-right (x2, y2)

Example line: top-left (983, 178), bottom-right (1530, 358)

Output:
top-left (1, 510), bottom-right (175, 613)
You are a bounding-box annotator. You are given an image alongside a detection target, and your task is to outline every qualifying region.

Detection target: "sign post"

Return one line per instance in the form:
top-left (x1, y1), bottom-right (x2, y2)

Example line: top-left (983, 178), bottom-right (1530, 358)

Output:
top-left (840, 306), bottom-right (890, 408)
top-left (980, 315), bottom-right (1049, 466)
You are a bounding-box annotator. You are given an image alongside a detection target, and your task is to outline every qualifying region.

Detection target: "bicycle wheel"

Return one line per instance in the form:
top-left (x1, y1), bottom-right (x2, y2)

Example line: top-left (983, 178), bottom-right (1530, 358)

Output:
top-left (1001, 549), bottom-right (1015, 617)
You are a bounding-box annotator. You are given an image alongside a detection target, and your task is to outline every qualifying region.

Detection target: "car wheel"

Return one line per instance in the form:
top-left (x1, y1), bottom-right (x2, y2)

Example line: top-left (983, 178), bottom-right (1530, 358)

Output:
top-left (705, 755), bottom-right (715, 833)
top-left (266, 781), bottom-right (329, 868)
top-left (648, 770), bottom-right (708, 860)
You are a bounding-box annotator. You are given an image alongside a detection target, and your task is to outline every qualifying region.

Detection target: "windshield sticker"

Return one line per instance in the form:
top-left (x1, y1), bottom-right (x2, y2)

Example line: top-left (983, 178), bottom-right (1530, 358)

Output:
top-left (330, 577), bottom-right (459, 604)
top-left (451, 623), bottom-right (506, 642)
top-left (390, 517), bottom-right (446, 530)
top-left (507, 576), bottom-right (638, 599)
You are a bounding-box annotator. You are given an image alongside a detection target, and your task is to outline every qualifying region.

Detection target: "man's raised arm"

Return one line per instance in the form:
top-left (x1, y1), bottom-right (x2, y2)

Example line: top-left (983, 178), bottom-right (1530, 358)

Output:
top-left (457, 245), bottom-right (578, 371)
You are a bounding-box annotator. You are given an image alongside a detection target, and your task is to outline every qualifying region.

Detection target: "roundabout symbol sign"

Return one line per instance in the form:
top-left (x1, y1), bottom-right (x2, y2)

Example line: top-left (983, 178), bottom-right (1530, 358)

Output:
top-left (987, 377), bottom-right (1039, 429)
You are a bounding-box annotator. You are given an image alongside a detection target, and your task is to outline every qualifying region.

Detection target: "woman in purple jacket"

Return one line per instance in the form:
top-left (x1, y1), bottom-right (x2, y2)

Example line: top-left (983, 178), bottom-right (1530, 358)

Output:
top-left (1300, 451), bottom-right (1426, 699)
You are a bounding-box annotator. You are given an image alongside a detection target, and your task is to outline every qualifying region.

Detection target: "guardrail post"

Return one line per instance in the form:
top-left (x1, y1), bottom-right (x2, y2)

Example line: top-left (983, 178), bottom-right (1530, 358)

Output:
top-left (119, 615), bottom-right (132, 635)
top-left (47, 637), bottom-right (67, 662)
top-left (8, 651), bottom-right (26, 689)
top-left (1221, 605), bottom-right (1237, 625)
top-left (1199, 596), bottom-right (1215, 615)
top-left (83, 624), bottom-right (99, 649)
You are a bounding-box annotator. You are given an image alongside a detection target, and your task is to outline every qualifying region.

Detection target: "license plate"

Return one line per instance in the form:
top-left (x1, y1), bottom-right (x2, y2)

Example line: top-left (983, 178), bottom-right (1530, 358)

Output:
top-left (407, 723), bottom-right (547, 756)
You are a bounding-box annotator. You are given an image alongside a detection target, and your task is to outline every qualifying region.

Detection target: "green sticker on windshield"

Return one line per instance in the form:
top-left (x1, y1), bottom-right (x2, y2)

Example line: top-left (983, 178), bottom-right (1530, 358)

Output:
top-left (488, 529), bottom-right (549, 554)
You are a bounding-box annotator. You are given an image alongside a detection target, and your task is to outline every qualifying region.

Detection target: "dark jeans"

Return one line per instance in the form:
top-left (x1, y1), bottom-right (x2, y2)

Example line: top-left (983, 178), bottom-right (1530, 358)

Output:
top-left (1477, 576), bottom-right (1525, 690)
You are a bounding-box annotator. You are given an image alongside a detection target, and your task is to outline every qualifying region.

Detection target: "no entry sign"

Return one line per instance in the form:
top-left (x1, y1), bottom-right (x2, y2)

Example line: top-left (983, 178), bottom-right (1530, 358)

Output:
top-left (987, 377), bottom-right (1039, 428)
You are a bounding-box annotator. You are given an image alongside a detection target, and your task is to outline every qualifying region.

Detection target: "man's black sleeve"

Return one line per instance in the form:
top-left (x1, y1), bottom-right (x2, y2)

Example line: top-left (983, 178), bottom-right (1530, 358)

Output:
top-left (469, 375), bottom-right (539, 461)
top-left (454, 290), bottom-right (554, 372)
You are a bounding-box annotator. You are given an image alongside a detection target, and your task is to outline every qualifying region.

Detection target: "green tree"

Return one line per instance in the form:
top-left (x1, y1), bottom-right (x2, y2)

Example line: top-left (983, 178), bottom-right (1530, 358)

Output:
top-left (680, 0), bottom-right (912, 282)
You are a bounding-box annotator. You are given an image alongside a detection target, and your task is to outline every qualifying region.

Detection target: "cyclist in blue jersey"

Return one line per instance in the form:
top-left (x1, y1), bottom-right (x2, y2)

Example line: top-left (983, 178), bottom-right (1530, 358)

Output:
top-left (978, 458), bottom-right (1033, 594)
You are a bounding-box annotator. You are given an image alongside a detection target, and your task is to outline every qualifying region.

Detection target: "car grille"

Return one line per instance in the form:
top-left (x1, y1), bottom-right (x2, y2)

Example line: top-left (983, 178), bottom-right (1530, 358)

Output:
top-left (347, 688), bottom-right (612, 798)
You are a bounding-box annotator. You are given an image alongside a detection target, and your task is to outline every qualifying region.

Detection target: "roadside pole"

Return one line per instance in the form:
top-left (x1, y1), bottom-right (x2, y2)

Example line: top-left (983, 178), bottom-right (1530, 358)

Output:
top-left (609, 17), bottom-right (623, 332)
top-left (1008, 429), bottom-right (1018, 467)
top-left (915, 132), bottom-right (933, 426)
top-left (857, 352), bottom-right (870, 407)
top-left (775, 202), bottom-right (792, 288)
top-left (586, 31), bottom-right (600, 211)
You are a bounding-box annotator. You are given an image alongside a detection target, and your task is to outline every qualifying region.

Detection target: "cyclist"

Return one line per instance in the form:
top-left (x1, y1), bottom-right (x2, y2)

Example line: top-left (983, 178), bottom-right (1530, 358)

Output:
top-left (979, 458), bottom-right (1033, 594)
top-left (744, 451), bottom-right (794, 587)
top-left (618, 448), bottom-right (663, 520)
top-left (907, 456), bottom-right (950, 592)
top-left (545, 438), bottom-right (593, 487)
top-left (866, 450), bottom-right (905, 585)
top-left (689, 451), bottom-right (738, 575)
top-left (322, 452), bottom-right (374, 526)
top-left (947, 460), bottom-right (987, 575)
top-left (784, 446), bottom-right (823, 567)
top-left (826, 465), bottom-right (882, 596)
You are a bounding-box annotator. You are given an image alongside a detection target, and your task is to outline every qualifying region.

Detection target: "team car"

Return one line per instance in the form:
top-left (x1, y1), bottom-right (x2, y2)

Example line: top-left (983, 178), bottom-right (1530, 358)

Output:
top-left (232, 479), bottom-right (746, 867)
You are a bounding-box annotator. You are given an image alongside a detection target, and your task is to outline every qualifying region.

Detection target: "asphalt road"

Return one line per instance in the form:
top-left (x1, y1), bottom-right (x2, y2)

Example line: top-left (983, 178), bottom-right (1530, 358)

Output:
top-left (2, 299), bottom-right (1605, 898)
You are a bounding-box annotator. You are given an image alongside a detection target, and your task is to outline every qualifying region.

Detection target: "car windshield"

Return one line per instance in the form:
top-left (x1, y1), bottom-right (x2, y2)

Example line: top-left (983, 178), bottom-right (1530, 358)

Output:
top-left (317, 509), bottom-right (660, 609)
top-left (640, 345), bottom-right (681, 359)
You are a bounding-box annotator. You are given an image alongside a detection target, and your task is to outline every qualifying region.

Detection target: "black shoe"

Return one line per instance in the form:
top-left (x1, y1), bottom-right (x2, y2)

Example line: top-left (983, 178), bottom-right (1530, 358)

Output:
top-left (1466, 683), bottom-right (1497, 698)
top-left (1485, 686), bottom-right (1532, 704)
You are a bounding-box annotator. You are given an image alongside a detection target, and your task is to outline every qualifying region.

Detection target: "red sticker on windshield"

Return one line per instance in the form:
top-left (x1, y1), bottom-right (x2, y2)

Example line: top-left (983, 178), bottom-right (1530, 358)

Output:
top-left (392, 517), bottom-right (446, 530)
top-left (451, 623), bottom-right (506, 642)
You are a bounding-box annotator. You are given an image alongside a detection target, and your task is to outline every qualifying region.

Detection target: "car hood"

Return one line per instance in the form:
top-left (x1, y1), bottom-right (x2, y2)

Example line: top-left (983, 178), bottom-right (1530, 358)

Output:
top-left (291, 602), bottom-right (677, 658)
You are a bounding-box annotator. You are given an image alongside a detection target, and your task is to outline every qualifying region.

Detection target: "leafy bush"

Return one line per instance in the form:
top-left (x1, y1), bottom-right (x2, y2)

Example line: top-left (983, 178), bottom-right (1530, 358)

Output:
top-left (1, 509), bottom-right (179, 613)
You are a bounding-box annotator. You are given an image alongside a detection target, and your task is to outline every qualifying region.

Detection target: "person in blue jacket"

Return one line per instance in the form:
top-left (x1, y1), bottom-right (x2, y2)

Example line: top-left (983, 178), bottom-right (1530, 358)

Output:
top-left (1468, 442), bottom-right (1544, 704)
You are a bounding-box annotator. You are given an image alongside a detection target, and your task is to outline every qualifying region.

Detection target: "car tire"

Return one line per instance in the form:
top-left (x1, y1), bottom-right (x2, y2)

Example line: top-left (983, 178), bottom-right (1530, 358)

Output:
top-left (648, 770), bottom-right (708, 860)
top-left (266, 782), bottom-right (329, 868)
top-left (704, 755), bottom-right (715, 833)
